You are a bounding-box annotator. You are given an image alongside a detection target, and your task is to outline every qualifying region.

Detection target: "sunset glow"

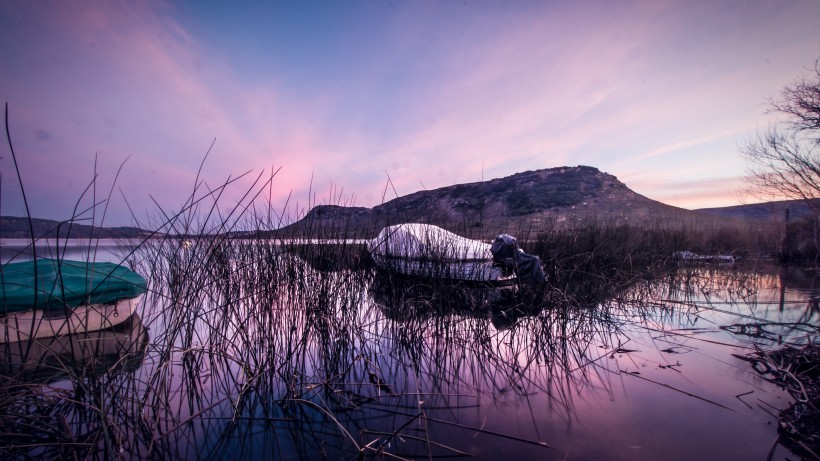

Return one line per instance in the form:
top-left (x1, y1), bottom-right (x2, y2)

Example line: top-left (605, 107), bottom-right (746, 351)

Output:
top-left (1, 0), bottom-right (819, 225)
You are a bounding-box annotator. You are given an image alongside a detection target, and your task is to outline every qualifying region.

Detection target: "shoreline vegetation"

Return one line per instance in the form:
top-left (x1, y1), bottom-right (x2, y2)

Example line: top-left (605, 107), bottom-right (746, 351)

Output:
top-left (3, 179), bottom-right (819, 265)
top-left (4, 161), bottom-right (819, 266)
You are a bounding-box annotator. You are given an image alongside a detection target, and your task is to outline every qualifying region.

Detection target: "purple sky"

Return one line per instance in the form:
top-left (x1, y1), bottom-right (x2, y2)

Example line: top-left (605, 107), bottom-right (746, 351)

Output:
top-left (1, 1), bottom-right (819, 227)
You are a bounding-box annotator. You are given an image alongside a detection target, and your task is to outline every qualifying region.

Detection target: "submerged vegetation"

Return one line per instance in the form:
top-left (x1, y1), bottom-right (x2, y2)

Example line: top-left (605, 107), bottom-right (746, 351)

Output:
top-left (736, 342), bottom-right (820, 458)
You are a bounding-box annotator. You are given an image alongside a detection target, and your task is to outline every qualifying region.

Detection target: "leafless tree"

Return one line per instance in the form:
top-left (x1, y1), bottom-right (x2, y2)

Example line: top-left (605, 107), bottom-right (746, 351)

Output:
top-left (743, 57), bottom-right (820, 212)
top-left (768, 58), bottom-right (820, 140)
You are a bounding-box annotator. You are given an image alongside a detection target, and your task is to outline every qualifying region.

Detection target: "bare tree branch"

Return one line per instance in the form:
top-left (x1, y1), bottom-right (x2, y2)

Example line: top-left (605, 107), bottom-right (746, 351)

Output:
top-left (743, 56), bottom-right (820, 212)
top-left (767, 57), bottom-right (820, 143)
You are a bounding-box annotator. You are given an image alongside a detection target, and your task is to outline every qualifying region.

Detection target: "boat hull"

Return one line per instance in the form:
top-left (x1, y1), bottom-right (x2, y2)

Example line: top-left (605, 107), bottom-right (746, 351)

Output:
top-left (0, 313), bottom-right (149, 383)
top-left (371, 254), bottom-right (516, 286)
top-left (0, 295), bottom-right (142, 343)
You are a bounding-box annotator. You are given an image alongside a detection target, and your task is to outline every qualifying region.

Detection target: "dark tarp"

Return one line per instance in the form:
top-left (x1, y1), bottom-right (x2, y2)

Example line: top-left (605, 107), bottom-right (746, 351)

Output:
top-left (0, 259), bottom-right (147, 313)
top-left (491, 234), bottom-right (547, 285)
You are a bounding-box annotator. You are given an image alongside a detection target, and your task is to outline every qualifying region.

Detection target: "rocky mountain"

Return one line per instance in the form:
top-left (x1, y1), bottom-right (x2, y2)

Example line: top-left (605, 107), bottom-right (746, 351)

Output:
top-left (275, 165), bottom-right (712, 239)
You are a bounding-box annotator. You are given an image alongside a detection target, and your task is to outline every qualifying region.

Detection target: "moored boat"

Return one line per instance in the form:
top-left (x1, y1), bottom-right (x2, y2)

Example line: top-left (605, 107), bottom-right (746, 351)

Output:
top-left (367, 223), bottom-right (546, 286)
top-left (368, 223), bottom-right (511, 284)
top-left (1, 259), bottom-right (147, 343)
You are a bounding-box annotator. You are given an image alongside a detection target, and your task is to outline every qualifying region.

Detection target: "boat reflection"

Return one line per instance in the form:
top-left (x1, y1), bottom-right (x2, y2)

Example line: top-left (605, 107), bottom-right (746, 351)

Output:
top-left (0, 313), bottom-right (149, 384)
top-left (369, 270), bottom-right (545, 329)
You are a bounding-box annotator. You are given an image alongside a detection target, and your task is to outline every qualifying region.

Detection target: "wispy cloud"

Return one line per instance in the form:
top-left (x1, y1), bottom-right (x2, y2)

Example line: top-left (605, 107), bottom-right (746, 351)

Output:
top-left (1, 0), bottom-right (819, 223)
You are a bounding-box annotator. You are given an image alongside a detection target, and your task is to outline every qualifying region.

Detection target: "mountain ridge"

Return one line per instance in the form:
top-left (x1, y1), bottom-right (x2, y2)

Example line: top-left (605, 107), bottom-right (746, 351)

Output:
top-left (0, 216), bottom-right (150, 239)
top-left (2, 165), bottom-right (810, 239)
top-left (275, 165), bottom-right (712, 239)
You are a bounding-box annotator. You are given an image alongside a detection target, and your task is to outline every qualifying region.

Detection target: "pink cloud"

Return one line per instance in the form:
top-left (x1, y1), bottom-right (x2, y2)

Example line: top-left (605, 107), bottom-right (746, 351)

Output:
top-left (0, 1), bottom-right (336, 223)
top-left (3, 0), bottom-right (819, 225)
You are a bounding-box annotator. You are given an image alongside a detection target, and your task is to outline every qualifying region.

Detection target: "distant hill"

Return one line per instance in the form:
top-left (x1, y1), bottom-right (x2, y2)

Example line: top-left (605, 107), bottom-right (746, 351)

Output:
top-left (696, 199), bottom-right (816, 222)
top-left (0, 216), bottom-right (150, 239)
top-left (274, 165), bottom-right (731, 239)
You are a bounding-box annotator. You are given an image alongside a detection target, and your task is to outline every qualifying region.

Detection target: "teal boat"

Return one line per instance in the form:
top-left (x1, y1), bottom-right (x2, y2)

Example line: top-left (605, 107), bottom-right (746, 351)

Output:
top-left (0, 259), bottom-right (147, 343)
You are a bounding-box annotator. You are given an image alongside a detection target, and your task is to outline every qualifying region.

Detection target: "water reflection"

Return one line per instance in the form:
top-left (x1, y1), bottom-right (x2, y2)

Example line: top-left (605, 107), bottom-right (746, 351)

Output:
top-left (0, 314), bottom-right (148, 383)
top-left (0, 314), bottom-right (150, 459)
top-left (1, 239), bottom-right (818, 460)
top-left (369, 270), bottom-right (544, 329)
top-left (0, 238), bottom-right (138, 264)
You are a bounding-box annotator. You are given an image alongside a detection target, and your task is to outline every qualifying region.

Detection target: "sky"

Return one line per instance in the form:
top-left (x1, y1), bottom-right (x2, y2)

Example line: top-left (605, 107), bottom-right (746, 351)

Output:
top-left (1, 0), bottom-right (819, 227)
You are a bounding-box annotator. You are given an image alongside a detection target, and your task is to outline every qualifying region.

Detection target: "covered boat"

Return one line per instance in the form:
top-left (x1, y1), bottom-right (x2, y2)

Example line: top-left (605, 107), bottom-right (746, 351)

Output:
top-left (0, 259), bottom-right (147, 343)
top-left (367, 223), bottom-right (546, 286)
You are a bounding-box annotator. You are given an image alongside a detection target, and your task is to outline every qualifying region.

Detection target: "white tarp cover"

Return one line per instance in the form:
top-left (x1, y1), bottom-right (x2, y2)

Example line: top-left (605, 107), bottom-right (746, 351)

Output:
top-left (368, 224), bottom-right (491, 261)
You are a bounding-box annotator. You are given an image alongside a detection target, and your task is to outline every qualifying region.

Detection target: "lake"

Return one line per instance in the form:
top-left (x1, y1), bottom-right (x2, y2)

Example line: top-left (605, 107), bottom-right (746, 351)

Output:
top-left (0, 238), bottom-right (137, 265)
top-left (1, 238), bottom-right (817, 460)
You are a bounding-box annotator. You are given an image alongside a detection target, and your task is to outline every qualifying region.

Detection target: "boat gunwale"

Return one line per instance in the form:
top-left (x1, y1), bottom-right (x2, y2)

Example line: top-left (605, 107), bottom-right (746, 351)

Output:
top-left (0, 295), bottom-right (142, 343)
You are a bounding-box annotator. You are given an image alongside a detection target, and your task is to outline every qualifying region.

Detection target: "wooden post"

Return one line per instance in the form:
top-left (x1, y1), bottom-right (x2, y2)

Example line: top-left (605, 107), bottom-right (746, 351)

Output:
top-left (782, 207), bottom-right (791, 263)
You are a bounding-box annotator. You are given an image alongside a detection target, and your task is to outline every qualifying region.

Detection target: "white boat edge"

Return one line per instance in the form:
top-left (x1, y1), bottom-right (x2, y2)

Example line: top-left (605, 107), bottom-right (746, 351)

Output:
top-left (1, 295), bottom-right (143, 343)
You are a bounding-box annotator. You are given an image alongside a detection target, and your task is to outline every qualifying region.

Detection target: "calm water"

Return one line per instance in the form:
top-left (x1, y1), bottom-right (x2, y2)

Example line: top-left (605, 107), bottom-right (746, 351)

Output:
top-left (0, 238), bottom-right (137, 264)
top-left (1, 239), bottom-right (818, 460)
